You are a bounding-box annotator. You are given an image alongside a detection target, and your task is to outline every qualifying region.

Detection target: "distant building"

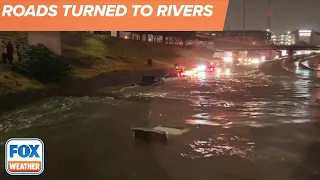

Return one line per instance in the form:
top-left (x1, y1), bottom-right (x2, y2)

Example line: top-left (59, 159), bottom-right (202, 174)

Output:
top-left (292, 29), bottom-right (320, 45)
top-left (271, 32), bottom-right (292, 45)
top-left (271, 30), bottom-right (320, 45)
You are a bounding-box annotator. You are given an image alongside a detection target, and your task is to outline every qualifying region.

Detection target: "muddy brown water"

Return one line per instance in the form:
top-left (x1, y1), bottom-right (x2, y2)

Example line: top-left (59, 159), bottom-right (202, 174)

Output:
top-left (1, 61), bottom-right (320, 180)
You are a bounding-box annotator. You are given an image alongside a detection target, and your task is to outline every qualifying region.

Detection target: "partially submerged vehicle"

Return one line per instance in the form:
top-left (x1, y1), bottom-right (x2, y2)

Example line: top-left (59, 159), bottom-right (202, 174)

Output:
top-left (131, 125), bottom-right (190, 143)
top-left (131, 127), bottom-right (169, 143)
top-left (138, 76), bottom-right (165, 87)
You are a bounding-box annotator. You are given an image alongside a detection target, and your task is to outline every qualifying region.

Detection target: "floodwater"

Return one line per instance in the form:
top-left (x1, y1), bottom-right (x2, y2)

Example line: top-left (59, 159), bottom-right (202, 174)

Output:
top-left (1, 60), bottom-right (320, 180)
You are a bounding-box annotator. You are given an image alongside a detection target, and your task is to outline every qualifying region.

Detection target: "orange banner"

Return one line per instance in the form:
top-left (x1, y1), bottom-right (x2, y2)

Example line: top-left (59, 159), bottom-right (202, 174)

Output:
top-left (0, 0), bottom-right (229, 31)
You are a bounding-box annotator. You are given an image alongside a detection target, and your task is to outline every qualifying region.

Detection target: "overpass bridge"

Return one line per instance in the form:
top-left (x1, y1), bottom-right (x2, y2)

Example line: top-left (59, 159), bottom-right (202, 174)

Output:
top-left (215, 45), bottom-right (320, 60)
top-left (27, 31), bottom-right (249, 55)
top-left (27, 31), bottom-right (223, 55)
top-left (27, 32), bottom-right (320, 60)
top-left (215, 45), bottom-right (320, 51)
top-left (195, 32), bottom-right (320, 60)
top-left (196, 33), bottom-right (320, 50)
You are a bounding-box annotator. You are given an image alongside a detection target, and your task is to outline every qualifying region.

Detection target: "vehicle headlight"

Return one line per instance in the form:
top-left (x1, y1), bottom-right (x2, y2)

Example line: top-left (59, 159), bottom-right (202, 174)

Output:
top-left (182, 70), bottom-right (193, 76)
top-left (223, 57), bottom-right (232, 62)
top-left (261, 56), bottom-right (266, 61)
top-left (251, 59), bottom-right (260, 64)
top-left (196, 65), bottom-right (206, 71)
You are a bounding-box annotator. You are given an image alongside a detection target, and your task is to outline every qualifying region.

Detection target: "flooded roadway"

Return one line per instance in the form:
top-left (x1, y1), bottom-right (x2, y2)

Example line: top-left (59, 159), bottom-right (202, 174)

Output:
top-left (1, 60), bottom-right (320, 180)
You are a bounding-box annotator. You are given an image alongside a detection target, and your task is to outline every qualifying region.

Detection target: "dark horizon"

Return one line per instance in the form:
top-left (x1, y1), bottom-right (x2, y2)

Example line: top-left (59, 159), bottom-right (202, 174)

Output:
top-left (225, 0), bottom-right (320, 34)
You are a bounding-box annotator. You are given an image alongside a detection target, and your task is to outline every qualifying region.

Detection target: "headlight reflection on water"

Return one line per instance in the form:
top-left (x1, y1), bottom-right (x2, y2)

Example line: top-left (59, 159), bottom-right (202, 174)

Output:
top-left (225, 68), bottom-right (231, 75)
top-left (182, 135), bottom-right (256, 160)
top-left (198, 71), bottom-right (206, 79)
top-left (216, 68), bottom-right (231, 76)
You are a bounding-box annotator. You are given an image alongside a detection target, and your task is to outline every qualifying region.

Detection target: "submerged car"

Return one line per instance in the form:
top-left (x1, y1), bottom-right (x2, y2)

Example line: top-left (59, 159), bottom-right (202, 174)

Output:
top-left (138, 76), bottom-right (164, 86)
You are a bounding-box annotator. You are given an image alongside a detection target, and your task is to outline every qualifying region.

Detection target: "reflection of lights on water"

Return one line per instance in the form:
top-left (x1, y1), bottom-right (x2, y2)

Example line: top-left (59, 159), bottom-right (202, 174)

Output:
top-left (183, 136), bottom-right (255, 159)
top-left (186, 119), bottom-right (220, 126)
top-left (215, 68), bottom-right (231, 76)
top-left (282, 119), bottom-right (312, 124)
top-left (225, 68), bottom-right (231, 75)
top-left (198, 71), bottom-right (206, 79)
top-left (294, 62), bottom-right (311, 76)
top-left (191, 113), bottom-right (211, 119)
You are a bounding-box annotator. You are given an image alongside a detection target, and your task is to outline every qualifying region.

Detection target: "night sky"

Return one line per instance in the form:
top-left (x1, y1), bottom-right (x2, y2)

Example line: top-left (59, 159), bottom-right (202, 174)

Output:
top-left (225, 0), bottom-right (320, 34)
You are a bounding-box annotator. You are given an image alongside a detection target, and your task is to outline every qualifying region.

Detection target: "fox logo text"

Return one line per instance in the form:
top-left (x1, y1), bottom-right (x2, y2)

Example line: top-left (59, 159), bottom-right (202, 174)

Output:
top-left (5, 138), bottom-right (44, 175)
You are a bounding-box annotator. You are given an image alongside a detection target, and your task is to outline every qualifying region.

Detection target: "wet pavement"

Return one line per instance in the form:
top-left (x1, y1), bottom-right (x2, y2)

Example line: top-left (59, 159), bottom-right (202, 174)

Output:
top-left (1, 59), bottom-right (320, 180)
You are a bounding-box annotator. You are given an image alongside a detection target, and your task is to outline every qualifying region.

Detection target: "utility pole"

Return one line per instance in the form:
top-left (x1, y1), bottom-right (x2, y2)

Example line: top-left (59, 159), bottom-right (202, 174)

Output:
top-left (243, 0), bottom-right (246, 37)
top-left (266, 0), bottom-right (271, 31)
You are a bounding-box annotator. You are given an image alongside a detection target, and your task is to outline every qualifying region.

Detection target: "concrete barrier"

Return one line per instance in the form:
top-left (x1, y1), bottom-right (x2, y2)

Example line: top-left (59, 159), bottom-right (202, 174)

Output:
top-left (299, 57), bottom-right (320, 71)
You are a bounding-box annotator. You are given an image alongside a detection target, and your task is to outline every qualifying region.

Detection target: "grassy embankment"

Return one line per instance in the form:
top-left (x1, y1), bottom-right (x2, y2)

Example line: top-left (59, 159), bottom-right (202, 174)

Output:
top-left (0, 32), bottom-right (213, 97)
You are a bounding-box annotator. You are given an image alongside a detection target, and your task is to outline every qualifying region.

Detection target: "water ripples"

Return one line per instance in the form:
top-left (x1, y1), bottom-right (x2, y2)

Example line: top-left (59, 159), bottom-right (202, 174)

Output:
top-left (182, 135), bottom-right (257, 160)
top-left (1, 68), bottom-right (320, 165)
top-left (0, 96), bottom-right (129, 132)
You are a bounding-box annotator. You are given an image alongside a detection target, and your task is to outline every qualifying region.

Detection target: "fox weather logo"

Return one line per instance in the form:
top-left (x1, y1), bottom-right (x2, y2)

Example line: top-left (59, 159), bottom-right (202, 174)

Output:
top-left (5, 138), bottom-right (44, 175)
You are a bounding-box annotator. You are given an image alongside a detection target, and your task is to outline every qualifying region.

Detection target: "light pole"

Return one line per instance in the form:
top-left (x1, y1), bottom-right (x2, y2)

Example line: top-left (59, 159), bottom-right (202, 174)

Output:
top-left (266, 0), bottom-right (272, 31)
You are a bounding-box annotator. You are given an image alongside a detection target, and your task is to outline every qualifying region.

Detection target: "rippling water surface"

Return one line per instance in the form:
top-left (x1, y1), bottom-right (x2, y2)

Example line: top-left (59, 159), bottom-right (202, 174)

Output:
top-left (1, 64), bottom-right (320, 180)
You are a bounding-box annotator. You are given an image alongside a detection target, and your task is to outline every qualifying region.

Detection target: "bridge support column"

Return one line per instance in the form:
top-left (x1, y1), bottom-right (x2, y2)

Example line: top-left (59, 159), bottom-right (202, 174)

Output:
top-left (288, 49), bottom-right (293, 61)
top-left (28, 32), bottom-right (62, 55)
